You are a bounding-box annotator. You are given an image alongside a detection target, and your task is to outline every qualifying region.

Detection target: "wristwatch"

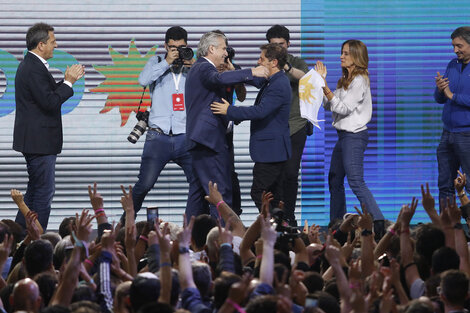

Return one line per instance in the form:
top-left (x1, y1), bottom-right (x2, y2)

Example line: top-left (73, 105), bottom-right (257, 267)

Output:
top-left (361, 229), bottom-right (373, 236)
top-left (285, 62), bottom-right (292, 73)
top-left (179, 246), bottom-right (190, 254)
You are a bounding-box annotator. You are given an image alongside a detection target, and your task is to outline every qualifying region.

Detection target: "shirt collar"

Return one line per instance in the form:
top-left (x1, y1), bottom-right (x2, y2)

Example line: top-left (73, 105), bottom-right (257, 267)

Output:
top-left (29, 51), bottom-right (49, 69)
top-left (203, 57), bottom-right (216, 68)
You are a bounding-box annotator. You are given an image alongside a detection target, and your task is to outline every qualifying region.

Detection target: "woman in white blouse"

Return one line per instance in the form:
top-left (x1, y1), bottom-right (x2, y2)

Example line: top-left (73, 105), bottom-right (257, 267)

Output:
top-left (315, 40), bottom-right (384, 236)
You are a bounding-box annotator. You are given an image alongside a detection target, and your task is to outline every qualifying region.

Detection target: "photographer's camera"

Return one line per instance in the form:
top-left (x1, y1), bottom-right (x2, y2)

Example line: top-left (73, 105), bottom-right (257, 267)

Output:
top-left (127, 110), bottom-right (149, 144)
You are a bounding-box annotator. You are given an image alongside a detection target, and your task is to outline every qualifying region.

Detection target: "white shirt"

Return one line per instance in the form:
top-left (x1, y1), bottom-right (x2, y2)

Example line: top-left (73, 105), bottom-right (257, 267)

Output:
top-left (203, 57), bottom-right (216, 68)
top-left (323, 75), bottom-right (372, 133)
top-left (28, 51), bottom-right (73, 88)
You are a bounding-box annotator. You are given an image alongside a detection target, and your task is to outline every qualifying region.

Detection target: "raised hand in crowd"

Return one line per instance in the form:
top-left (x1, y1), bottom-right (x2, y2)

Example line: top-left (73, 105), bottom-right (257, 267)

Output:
top-left (124, 222), bottom-right (137, 277)
top-left (259, 213), bottom-right (276, 286)
top-left (455, 170), bottom-right (467, 196)
top-left (218, 217), bottom-right (233, 246)
top-left (308, 222), bottom-right (322, 244)
top-left (218, 272), bottom-right (252, 313)
top-left (120, 185), bottom-right (135, 225)
top-left (354, 204), bottom-right (374, 277)
top-left (88, 182), bottom-right (104, 211)
top-left (0, 234), bottom-right (13, 289)
top-left (74, 209), bottom-right (95, 243)
top-left (324, 234), bottom-right (352, 311)
top-left (155, 222), bottom-right (172, 304)
top-left (455, 171), bottom-right (470, 219)
top-left (399, 198), bottom-right (421, 291)
top-left (11, 189), bottom-right (43, 233)
top-left (25, 211), bottom-right (42, 242)
top-left (205, 181), bottom-right (245, 236)
top-left (420, 182), bottom-right (440, 226)
top-left (51, 209), bottom-right (94, 307)
top-left (178, 214), bottom-right (196, 290)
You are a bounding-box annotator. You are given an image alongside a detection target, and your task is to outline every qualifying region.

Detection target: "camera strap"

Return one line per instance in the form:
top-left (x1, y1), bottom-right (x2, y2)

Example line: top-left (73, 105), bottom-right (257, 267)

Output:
top-left (136, 86), bottom-right (147, 112)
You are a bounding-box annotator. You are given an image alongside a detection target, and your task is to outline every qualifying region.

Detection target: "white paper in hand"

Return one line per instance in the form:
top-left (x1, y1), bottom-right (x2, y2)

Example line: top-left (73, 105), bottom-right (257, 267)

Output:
top-left (299, 69), bottom-right (325, 130)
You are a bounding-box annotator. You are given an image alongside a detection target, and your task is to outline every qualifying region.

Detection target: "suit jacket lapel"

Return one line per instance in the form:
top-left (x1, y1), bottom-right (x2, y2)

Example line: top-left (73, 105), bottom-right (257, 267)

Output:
top-left (26, 52), bottom-right (57, 87)
top-left (254, 71), bottom-right (283, 106)
top-left (254, 81), bottom-right (268, 106)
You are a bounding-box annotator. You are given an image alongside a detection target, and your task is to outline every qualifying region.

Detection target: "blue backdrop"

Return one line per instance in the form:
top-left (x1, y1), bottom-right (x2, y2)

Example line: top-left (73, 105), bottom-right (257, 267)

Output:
top-left (300, 0), bottom-right (469, 225)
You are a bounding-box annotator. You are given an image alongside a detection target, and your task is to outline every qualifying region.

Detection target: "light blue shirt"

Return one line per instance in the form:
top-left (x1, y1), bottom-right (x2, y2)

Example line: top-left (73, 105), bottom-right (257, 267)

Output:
top-left (138, 55), bottom-right (188, 135)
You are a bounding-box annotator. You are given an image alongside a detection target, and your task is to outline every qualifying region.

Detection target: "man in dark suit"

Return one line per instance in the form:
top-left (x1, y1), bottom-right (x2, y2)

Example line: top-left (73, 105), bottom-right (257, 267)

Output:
top-left (13, 23), bottom-right (84, 230)
top-left (185, 31), bottom-right (268, 219)
top-left (211, 43), bottom-right (292, 212)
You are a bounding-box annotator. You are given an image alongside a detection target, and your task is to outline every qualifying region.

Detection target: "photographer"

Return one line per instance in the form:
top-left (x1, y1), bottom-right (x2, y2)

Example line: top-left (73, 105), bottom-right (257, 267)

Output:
top-left (129, 26), bottom-right (195, 220)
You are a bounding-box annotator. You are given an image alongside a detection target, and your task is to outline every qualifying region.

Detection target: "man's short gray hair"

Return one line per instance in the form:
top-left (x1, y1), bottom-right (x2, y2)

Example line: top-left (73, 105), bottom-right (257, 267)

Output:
top-left (451, 26), bottom-right (470, 44)
top-left (206, 226), bottom-right (219, 253)
top-left (197, 31), bottom-right (226, 58)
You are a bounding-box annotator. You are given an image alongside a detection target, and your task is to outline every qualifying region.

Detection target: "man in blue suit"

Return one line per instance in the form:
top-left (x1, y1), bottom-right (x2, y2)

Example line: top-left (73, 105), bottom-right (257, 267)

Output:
top-left (13, 23), bottom-right (84, 230)
top-left (185, 31), bottom-right (268, 219)
top-left (211, 43), bottom-right (292, 211)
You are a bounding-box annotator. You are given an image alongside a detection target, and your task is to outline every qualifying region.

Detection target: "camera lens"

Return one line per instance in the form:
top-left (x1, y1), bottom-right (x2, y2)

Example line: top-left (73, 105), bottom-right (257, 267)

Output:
top-left (127, 120), bottom-right (147, 143)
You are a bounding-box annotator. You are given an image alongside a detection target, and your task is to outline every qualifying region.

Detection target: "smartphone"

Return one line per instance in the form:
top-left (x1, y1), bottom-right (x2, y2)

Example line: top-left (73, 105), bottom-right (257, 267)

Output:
top-left (378, 253), bottom-right (390, 267)
top-left (146, 206), bottom-right (159, 222)
top-left (305, 298), bottom-right (318, 309)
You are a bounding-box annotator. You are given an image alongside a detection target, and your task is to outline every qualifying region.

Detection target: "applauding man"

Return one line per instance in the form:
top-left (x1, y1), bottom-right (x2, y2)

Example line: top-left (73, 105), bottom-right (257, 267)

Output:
top-left (13, 23), bottom-right (84, 230)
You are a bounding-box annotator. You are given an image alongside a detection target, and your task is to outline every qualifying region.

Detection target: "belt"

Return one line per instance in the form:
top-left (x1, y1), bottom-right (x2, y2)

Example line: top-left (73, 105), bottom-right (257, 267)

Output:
top-left (149, 127), bottom-right (173, 136)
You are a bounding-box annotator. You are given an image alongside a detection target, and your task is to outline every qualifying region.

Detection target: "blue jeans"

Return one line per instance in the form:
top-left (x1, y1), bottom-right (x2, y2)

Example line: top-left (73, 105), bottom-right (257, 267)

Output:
top-left (131, 130), bottom-right (194, 217)
top-left (16, 153), bottom-right (57, 231)
top-left (329, 130), bottom-right (383, 221)
top-left (437, 130), bottom-right (470, 207)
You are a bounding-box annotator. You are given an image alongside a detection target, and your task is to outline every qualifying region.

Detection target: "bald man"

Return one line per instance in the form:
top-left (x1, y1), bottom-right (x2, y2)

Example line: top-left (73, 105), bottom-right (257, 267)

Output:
top-left (10, 278), bottom-right (42, 313)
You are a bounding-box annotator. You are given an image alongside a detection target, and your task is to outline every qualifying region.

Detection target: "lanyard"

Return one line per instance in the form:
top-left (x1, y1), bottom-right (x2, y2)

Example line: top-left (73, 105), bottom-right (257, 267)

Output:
top-left (170, 67), bottom-right (183, 93)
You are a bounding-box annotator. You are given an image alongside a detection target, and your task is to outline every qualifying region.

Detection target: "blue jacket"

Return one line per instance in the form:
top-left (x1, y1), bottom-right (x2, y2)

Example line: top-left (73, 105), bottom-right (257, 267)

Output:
top-left (227, 70), bottom-right (292, 163)
top-left (185, 57), bottom-right (253, 152)
top-left (434, 58), bottom-right (470, 132)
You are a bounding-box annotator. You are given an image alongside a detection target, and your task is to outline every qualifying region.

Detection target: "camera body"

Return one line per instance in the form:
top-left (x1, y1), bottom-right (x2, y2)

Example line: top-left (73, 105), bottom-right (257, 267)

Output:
top-left (225, 46), bottom-right (235, 63)
top-left (174, 47), bottom-right (194, 65)
top-left (127, 110), bottom-right (150, 143)
top-left (271, 208), bottom-right (299, 254)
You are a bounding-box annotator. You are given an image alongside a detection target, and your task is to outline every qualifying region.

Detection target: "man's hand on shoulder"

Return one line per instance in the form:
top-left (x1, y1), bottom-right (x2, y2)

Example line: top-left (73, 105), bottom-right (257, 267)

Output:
top-left (64, 64), bottom-right (85, 85)
top-left (252, 65), bottom-right (269, 78)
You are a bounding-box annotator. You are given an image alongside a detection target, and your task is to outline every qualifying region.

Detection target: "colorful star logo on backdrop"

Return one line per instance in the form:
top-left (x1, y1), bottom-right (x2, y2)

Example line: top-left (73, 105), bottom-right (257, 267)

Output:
top-left (0, 49), bottom-right (84, 117)
top-left (90, 40), bottom-right (157, 126)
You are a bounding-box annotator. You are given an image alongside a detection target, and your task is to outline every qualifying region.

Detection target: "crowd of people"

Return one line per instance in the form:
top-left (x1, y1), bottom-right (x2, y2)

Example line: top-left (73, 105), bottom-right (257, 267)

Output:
top-left (9, 16), bottom-right (470, 313)
top-left (1, 173), bottom-right (470, 313)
